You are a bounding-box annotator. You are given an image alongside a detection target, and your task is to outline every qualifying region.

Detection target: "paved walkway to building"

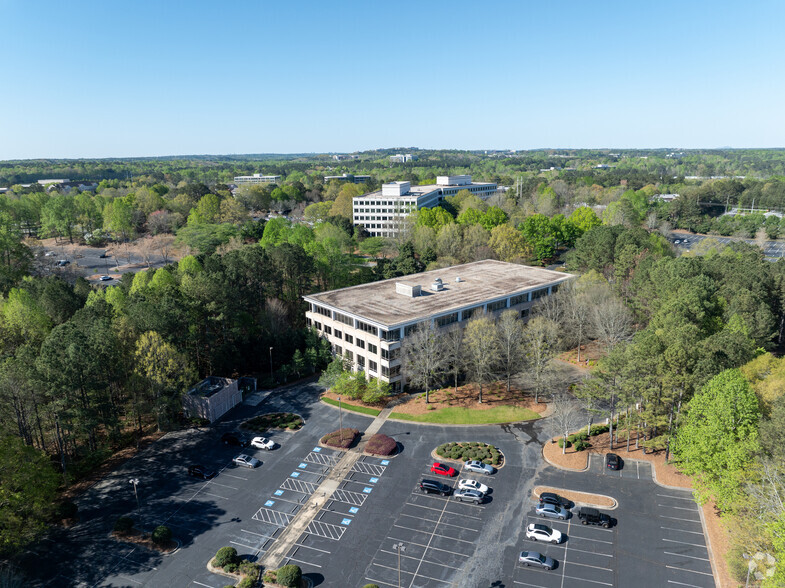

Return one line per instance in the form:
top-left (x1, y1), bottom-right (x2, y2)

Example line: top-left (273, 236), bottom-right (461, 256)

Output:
top-left (259, 405), bottom-right (394, 569)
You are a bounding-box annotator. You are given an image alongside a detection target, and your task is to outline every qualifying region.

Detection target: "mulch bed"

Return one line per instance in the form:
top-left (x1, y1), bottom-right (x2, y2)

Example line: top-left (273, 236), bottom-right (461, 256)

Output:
top-left (112, 529), bottom-right (177, 554)
top-left (392, 382), bottom-right (548, 416)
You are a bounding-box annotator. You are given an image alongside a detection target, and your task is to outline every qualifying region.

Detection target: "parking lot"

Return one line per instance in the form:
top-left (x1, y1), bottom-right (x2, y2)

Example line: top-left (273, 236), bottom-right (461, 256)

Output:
top-left (669, 231), bottom-right (785, 259)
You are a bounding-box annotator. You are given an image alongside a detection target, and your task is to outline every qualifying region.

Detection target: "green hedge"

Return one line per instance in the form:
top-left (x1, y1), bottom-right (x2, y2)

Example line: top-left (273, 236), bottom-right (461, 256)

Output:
top-left (113, 516), bottom-right (134, 533)
top-left (243, 412), bottom-right (303, 432)
top-left (276, 564), bottom-right (302, 587)
top-left (434, 442), bottom-right (501, 465)
top-left (213, 546), bottom-right (238, 568)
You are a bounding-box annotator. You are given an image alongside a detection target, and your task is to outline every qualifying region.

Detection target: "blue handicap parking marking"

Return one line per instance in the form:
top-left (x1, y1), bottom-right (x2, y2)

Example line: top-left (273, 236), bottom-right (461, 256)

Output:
top-left (369, 477), bottom-right (379, 484)
top-left (299, 462), bottom-right (308, 469)
top-left (341, 518), bottom-right (352, 525)
top-left (381, 460), bottom-right (390, 466)
top-left (265, 500), bottom-right (275, 507)
top-left (291, 472), bottom-right (300, 478)
top-left (274, 489), bottom-right (284, 496)
top-left (313, 447), bottom-right (321, 452)
top-left (363, 487), bottom-right (372, 494)
top-left (349, 506), bottom-right (359, 514)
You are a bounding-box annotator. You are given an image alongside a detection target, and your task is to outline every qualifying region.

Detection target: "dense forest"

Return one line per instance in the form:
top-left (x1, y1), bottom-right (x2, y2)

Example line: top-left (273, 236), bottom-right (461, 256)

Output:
top-left (1, 149), bottom-right (785, 584)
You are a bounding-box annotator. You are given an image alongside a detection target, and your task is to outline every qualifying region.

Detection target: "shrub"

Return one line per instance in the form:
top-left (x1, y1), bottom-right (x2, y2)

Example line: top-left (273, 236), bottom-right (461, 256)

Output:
top-left (590, 424), bottom-right (609, 436)
top-left (365, 434), bottom-right (397, 456)
top-left (557, 438), bottom-right (572, 448)
top-left (573, 439), bottom-right (591, 451)
top-left (237, 577), bottom-right (255, 588)
top-left (237, 560), bottom-right (260, 577)
top-left (55, 500), bottom-right (78, 520)
top-left (276, 564), bottom-right (302, 587)
top-left (363, 585), bottom-right (381, 588)
top-left (321, 428), bottom-right (360, 449)
top-left (113, 516), bottom-right (134, 533)
top-left (152, 525), bottom-right (172, 546)
top-left (223, 562), bottom-right (238, 574)
top-left (213, 546), bottom-right (238, 568)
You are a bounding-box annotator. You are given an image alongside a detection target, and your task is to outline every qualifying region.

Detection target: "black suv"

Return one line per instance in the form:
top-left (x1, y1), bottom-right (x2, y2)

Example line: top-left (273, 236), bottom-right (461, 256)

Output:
top-left (577, 507), bottom-right (614, 528)
top-left (221, 432), bottom-right (250, 447)
top-left (539, 492), bottom-right (572, 509)
top-left (419, 479), bottom-right (452, 496)
top-left (188, 465), bottom-right (216, 480)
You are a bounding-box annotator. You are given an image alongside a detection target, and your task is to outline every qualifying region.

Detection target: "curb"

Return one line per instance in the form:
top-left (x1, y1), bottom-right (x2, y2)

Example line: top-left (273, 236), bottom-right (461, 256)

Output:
top-left (533, 486), bottom-right (618, 510)
top-left (429, 446), bottom-right (507, 471)
top-left (318, 397), bottom-right (379, 419)
top-left (541, 444), bottom-right (589, 472)
top-left (696, 502), bottom-right (723, 588)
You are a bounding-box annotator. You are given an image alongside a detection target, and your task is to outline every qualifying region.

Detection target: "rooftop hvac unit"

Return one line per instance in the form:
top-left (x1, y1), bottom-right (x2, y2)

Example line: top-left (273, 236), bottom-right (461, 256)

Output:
top-left (431, 277), bottom-right (444, 291)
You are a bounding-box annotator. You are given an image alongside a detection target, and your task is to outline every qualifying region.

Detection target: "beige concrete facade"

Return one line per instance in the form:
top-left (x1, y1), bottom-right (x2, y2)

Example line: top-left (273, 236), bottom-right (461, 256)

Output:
top-left (304, 260), bottom-right (572, 391)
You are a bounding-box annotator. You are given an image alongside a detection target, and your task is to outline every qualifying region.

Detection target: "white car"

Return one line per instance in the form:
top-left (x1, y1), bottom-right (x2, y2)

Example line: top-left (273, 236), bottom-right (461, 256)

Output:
top-left (464, 460), bottom-right (494, 475)
top-left (526, 523), bottom-right (563, 544)
top-left (251, 436), bottom-right (275, 450)
top-left (458, 479), bottom-right (489, 494)
top-left (232, 454), bottom-right (260, 468)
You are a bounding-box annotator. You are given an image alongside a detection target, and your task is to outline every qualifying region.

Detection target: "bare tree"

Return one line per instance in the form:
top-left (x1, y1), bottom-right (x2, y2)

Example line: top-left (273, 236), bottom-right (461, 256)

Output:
top-left (521, 316), bottom-right (559, 403)
top-left (136, 237), bottom-right (156, 269)
top-left (401, 323), bottom-right (447, 404)
top-left (550, 392), bottom-right (583, 454)
top-left (443, 326), bottom-right (465, 393)
top-left (590, 294), bottom-right (634, 351)
top-left (496, 310), bottom-right (525, 393)
top-left (463, 316), bottom-right (499, 403)
top-left (152, 234), bottom-right (175, 264)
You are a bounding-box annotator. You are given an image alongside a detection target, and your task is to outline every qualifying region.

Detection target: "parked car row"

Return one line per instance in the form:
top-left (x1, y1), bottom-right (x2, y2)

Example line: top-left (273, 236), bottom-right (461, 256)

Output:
top-left (420, 460), bottom-right (495, 504)
top-left (188, 431), bottom-right (279, 478)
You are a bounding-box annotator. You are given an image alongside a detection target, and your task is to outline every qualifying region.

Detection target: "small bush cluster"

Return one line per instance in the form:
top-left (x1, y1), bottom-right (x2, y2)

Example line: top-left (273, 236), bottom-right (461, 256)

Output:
top-left (558, 430), bottom-right (593, 451)
top-left (113, 516), bottom-right (134, 533)
top-left (321, 428), bottom-right (360, 449)
top-left (590, 424), bottom-right (610, 436)
top-left (557, 438), bottom-right (571, 448)
top-left (363, 584), bottom-right (381, 588)
top-left (152, 525), bottom-right (172, 546)
top-left (211, 546), bottom-right (261, 584)
top-left (244, 412), bottom-right (303, 432)
top-left (332, 370), bottom-right (391, 405)
top-left (276, 564), bottom-right (302, 587)
top-left (365, 433), bottom-right (397, 456)
top-left (213, 546), bottom-right (238, 568)
top-left (435, 442), bottom-right (501, 465)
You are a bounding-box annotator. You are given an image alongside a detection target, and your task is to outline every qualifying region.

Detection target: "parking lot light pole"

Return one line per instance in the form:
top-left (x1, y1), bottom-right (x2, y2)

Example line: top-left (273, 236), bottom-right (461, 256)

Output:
top-left (129, 478), bottom-right (140, 508)
top-left (269, 347), bottom-right (273, 378)
top-left (393, 542), bottom-right (405, 587)
top-left (338, 396), bottom-right (343, 442)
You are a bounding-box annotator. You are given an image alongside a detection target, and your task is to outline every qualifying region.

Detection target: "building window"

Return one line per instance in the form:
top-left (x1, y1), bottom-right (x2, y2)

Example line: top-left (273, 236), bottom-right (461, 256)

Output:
top-left (314, 321), bottom-right (322, 330)
top-left (334, 311), bottom-right (353, 326)
top-left (312, 304), bottom-right (331, 317)
top-left (333, 344), bottom-right (342, 356)
top-left (487, 299), bottom-right (507, 312)
top-left (436, 313), bottom-right (458, 328)
top-left (357, 355), bottom-right (365, 368)
top-left (382, 365), bottom-right (401, 377)
top-left (521, 308), bottom-right (530, 319)
top-left (356, 320), bottom-right (377, 336)
top-left (551, 284), bottom-right (560, 294)
top-left (344, 350), bottom-right (353, 361)
top-left (531, 288), bottom-right (548, 300)
top-left (324, 325), bottom-right (332, 335)
top-left (404, 322), bottom-right (426, 336)
top-left (345, 334), bottom-right (353, 344)
top-left (356, 339), bottom-right (365, 349)
top-left (381, 329), bottom-right (401, 342)
top-left (368, 343), bottom-right (377, 354)
top-left (510, 293), bottom-right (529, 306)
top-left (334, 329), bottom-right (342, 340)
top-left (381, 348), bottom-right (399, 361)
top-left (461, 306), bottom-right (484, 321)
top-left (368, 360), bottom-right (377, 373)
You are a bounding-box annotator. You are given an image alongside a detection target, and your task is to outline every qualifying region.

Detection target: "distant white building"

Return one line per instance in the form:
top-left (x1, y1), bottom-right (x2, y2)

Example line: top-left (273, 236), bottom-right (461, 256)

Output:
top-left (324, 173), bottom-right (371, 184)
top-left (352, 175), bottom-right (497, 237)
top-left (390, 154), bottom-right (417, 163)
top-left (652, 193), bottom-right (680, 203)
top-left (234, 173), bottom-right (281, 185)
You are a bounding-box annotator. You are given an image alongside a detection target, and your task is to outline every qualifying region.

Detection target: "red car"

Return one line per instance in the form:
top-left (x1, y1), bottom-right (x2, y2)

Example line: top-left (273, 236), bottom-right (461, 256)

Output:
top-left (430, 462), bottom-right (457, 477)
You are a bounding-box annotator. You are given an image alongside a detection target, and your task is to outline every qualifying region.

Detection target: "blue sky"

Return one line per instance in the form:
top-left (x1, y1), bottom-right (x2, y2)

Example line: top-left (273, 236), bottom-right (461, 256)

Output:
top-left (1, 0), bottom-right (783, 159)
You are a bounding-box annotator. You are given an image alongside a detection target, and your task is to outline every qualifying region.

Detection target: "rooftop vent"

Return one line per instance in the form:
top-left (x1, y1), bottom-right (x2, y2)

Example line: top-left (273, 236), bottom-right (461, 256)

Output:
top-left (455, 277), bottom-right (462, 283)
top-left (396, 282), bottom-right (421, 297)
top-left (431, 277), bottom-right (444, 292)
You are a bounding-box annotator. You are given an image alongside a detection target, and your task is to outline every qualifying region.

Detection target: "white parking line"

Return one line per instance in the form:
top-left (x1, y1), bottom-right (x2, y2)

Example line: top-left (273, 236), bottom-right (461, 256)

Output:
top-left (229, 540), bottom-right (257, 550)
top-left (392, 524), bottom-right (476, 544)
top-left (398, 512), bottom-right (480, 533)
top-left (364, 577), bottom-right (396, 588)
top-left (241, 529), bottom-right (277, 540)
top-left (663, 538), bottom-right (709, 549)
top-left (200, 491), bottom-right (228, 500)
top-left (387, 536), bottom-right (472, 558)
top-left (285, 556), bottom-right (321, 569)
top-left (661, 526), bottom-right (705, 535)
top-left (294, 542), bottom-right (331, 554)
top-left (408, 490), bottom-right (453, 588)
top-left (564, 546), bottom-right (613, 557)
top-left (567, 534), bottom-right (614, 545)
top-left (664, 551), bottom-right (710, 561)
top-left (371, 562), bottom-right (452, 584)
top-left (522, 565), bottom-right (612, 586)
top-left (565, 560), bottom-right (613, 572)
top-left (379, 548), bottom-right (458, 570)
top-left (209, 482), bottom-right (239, 490)
top-left (657, 493), bottom-right (695, 501)
top-left (192, 582), bottom-right (215, 588)
top-left (406, 499), bottom-right (483, 520)
top-left (658, 504), bottom-right (699, 512)
top-left (660, 514), bottom-right (701, 522)
top-left (513, 581), bottom-right (548, 587)
top-left (666, 565), bottom-right (713, 576)
top-left (221, 473), bottom-right (248, 480)
top-left (667, 580), bottom-right (703, 587)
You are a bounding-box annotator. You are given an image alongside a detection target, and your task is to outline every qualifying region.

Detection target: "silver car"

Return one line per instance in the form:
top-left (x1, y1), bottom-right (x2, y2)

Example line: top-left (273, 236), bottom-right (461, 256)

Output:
top-left (519, 550), bottom-right (555, 570)
top-left (464, 460), bottom-right (494, 475)
top-left (535, 502), bottom-right (568, 520)
top-left (454, 489), bottom-right (484, 504)
top-left (233, 454), bottom-right (260, 468)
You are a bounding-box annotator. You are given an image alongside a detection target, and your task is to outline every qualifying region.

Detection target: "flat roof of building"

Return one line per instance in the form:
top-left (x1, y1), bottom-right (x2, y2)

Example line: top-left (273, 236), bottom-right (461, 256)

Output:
top-left (305, 259), bottom-right (572, 327)
top-left (353, 181), bottom-right (495, 202)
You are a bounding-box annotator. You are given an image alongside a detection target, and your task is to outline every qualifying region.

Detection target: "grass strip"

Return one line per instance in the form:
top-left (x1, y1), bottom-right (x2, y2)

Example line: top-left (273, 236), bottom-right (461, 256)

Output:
top-left (321, 397), bottom-right (381, 416)
top-left (389, 405), bottom-right (540, 425)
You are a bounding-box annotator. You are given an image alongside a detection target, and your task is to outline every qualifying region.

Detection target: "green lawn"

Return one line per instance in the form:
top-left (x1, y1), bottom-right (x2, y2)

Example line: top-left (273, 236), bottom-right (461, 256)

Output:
top-left (321, 397), bottom-right (381, 416)
top-left (389, 405), bottom-right (540, 425)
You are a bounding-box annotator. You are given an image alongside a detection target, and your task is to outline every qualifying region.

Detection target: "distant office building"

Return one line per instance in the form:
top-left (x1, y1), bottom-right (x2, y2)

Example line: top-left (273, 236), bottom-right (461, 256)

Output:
top-left (390, 154), bottom-right (417, 163)
top-left (352, 175), bottom-right (497, 237)
top-left (324, 173), bottom-right (371, 184)
top-left (652, 193), bottom-right (680, 203)
top-left (234, 173), bottom-right (281, 185)
top-left (304, 260), bottom-right (572, 391)
top-left (37, 178), bottom-right (69, 185)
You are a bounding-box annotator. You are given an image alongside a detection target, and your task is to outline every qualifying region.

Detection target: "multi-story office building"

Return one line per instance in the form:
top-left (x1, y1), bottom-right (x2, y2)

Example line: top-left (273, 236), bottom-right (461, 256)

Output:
top-left (352, 175), bottom-right (497, 237)
top-left (233, 173), bottom-right (281, 185)
top-left (324, 173), bottom-right (371, 184)
top-left (304, 260), bottom-right (571, 392)
top-left (390, 154), bottom-right (417, 163)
